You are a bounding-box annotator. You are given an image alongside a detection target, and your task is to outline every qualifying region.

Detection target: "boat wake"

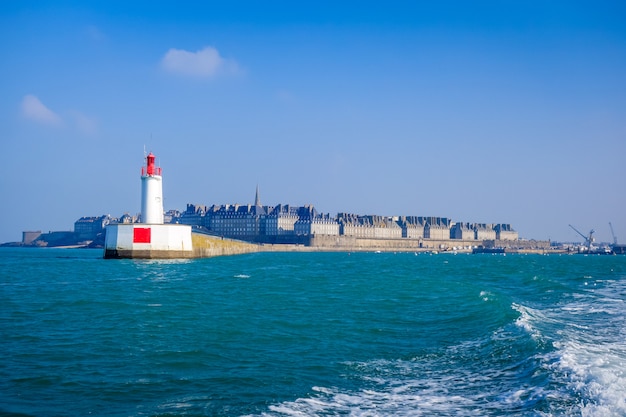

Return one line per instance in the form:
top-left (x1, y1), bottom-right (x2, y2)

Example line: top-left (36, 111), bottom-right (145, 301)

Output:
top-left (512, 278), bottom-right (626, 416)
top-left (251, 325), bottom-right (550, 416)
top-left (253, 282), bottom-right (626, 417)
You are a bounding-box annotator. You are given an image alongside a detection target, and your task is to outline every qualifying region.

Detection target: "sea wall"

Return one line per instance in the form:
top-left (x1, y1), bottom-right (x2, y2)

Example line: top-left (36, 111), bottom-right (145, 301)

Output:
top-left (191, 233), bottom-right (262, 258)
top-left (308, 235), bottom-right (478, 252)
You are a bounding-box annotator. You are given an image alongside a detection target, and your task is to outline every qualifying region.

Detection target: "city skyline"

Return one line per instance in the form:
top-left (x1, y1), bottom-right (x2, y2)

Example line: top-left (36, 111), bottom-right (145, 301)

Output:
top-left (1, 1), bottom-right (625, 243)
top-left (5, 189), bottom-right (613, 246)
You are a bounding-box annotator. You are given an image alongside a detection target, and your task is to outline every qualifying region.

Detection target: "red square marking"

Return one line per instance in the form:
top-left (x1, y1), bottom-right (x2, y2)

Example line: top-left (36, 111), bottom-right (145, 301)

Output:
top-left (133, 227), bottom-right (151, 243)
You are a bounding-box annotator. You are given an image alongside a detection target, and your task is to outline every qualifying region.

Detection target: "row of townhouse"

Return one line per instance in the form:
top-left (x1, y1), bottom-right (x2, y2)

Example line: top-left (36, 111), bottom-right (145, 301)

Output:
top-left (450, 222), bottom-right (518, 240)
top-left (174, 203), bottom-right (518, 243)
top-left (176, 203), bottom-right (318, 241)
top-left (338, 213), bottom-right (404, 239)
top-left (294, 213), bottom-right (340, 236)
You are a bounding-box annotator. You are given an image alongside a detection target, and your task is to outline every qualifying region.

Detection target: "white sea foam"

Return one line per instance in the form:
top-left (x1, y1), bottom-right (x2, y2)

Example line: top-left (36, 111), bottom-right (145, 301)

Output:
top-left (549, 289), bottom-right (626, 417)
top-left (264, 382), bottom-right (479, 416)
top-left (555, 339), bottom-right (626, 416)
top-left (254, 334), bottom-right (547, 416)
top-left (256, 284), bottom-right (626, 417)
top-left (513, 278), bottom-right (626, 417)
top-left (257, 364), bottom-right (542, 416)
top-left (512, 303), bottom-right (548, 340)
top-left (480, 290), bottom-right (494, 301)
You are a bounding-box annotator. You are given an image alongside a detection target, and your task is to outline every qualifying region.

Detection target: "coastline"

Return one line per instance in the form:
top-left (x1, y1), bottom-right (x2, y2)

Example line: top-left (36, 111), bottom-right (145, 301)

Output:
top-left (3, 234), bottom-right (564, 257)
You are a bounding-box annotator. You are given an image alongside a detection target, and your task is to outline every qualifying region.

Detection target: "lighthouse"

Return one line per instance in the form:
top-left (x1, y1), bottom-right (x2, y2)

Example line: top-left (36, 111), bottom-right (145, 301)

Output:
top-left (141, 152), bottom-right (164, 224)
top-left (103, 151), bottom-right (193, 259)
top-left (103, 150), bottom-right (261, 259)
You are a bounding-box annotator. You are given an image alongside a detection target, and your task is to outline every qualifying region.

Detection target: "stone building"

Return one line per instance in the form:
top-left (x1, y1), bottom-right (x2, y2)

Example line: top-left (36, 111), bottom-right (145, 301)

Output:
top-left (450, 222), bottom-right (474, 240)
top-left (423, 217), bottom-right (452, 239)
top-left (399, 216), bottom-right (426, 239)
top-left (265, 204), bottom-right (301, 236)
top-left (338, 213), bottom-right (372, 238)
top-left (164, 209), bottom-right (181, 223)
top-left (206, 203), bottom-right (265, 241)
top-left (74, 215), bottom-right (111, 241)
top-left (338, 214), bottom-right (402, 239)
top-left (474, 223), bottom-right (497, 240)
top-left (178, 204), bottom-right (208, 226)
top-left (494, 224), bottom-right (519, 241)
top-left (368, 215), bottom-right (402, 239)
top-left (310, 215), bottom-right (340, 236)
top-left (294, 212), bottom-right (339, 236)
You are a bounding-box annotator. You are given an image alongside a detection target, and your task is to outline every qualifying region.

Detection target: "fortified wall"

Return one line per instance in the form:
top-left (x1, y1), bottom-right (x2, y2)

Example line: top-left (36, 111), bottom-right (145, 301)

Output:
top-left (308, 235), bottom-right (480, 252)
top-left (191, 233), bottom-right (261, 258)
top-left (189, 233), bottom-right (554, 258)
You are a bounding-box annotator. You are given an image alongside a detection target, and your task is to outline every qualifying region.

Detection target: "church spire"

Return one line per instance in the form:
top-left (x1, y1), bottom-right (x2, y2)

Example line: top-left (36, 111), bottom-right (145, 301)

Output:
top-left (255, 184), bottom-right (261, 207)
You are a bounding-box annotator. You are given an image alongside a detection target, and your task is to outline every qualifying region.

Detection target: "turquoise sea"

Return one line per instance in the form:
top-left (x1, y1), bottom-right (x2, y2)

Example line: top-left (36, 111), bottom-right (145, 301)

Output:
top-left (1, 247), bottom-right (625, 416)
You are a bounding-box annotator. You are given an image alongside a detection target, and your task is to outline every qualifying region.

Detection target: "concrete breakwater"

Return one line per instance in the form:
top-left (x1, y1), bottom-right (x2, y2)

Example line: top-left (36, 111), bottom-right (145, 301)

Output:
top-left (191, 233), bottom-right (261, 258)
top-left (188, 233), bottom-right (556, 258)
top-left (190, 233), bottom-right (474, 258)
top-left (308, 234), bottom-right (477, 251)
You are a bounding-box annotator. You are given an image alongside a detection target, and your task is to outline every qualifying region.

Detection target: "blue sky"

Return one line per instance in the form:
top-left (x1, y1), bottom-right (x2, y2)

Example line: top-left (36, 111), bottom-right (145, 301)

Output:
top-left (1, 1), bottom-right (625, 243)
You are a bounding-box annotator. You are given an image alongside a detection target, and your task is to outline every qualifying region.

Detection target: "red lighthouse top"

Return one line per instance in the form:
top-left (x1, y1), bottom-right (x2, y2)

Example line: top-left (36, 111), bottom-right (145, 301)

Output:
top-left (141, 152), bottom-right (162, 177)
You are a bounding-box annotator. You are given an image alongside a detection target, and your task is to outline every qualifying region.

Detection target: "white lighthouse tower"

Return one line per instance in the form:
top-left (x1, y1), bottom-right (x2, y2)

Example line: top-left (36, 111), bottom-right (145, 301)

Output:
top-left (140, 152), bottom-right (164, 224)
top-left (104, 151), bottom-right (193, 259)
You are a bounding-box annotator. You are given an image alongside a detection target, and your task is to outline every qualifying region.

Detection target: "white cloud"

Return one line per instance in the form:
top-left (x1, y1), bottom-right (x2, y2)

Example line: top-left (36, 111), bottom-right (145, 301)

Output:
top-left (161, 46), bottom-right (240, 78)
top-left (20, 95), bottom-right (98, 135)
top-left (68, 110), bottom-right (98, 135)
top-left (20, 95), bottom-right (62, 126)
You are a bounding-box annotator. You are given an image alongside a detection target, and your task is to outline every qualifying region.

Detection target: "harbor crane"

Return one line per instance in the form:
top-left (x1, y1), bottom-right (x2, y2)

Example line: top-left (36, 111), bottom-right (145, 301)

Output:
top-left (609, 222), bottom-right (618, 245)
top-left (569, 224), bottom-right (595, 251)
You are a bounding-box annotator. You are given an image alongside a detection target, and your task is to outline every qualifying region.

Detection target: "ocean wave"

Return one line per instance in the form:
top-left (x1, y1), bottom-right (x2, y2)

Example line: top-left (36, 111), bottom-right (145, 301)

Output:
top-left (512, 278), bottom-right (626, 417)
top-left (553, 339), bottom-right (626, 417)
top-left (256, 284), bottom-right (626, 417)
top-left (252, 325), bottom-right (551, 416)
